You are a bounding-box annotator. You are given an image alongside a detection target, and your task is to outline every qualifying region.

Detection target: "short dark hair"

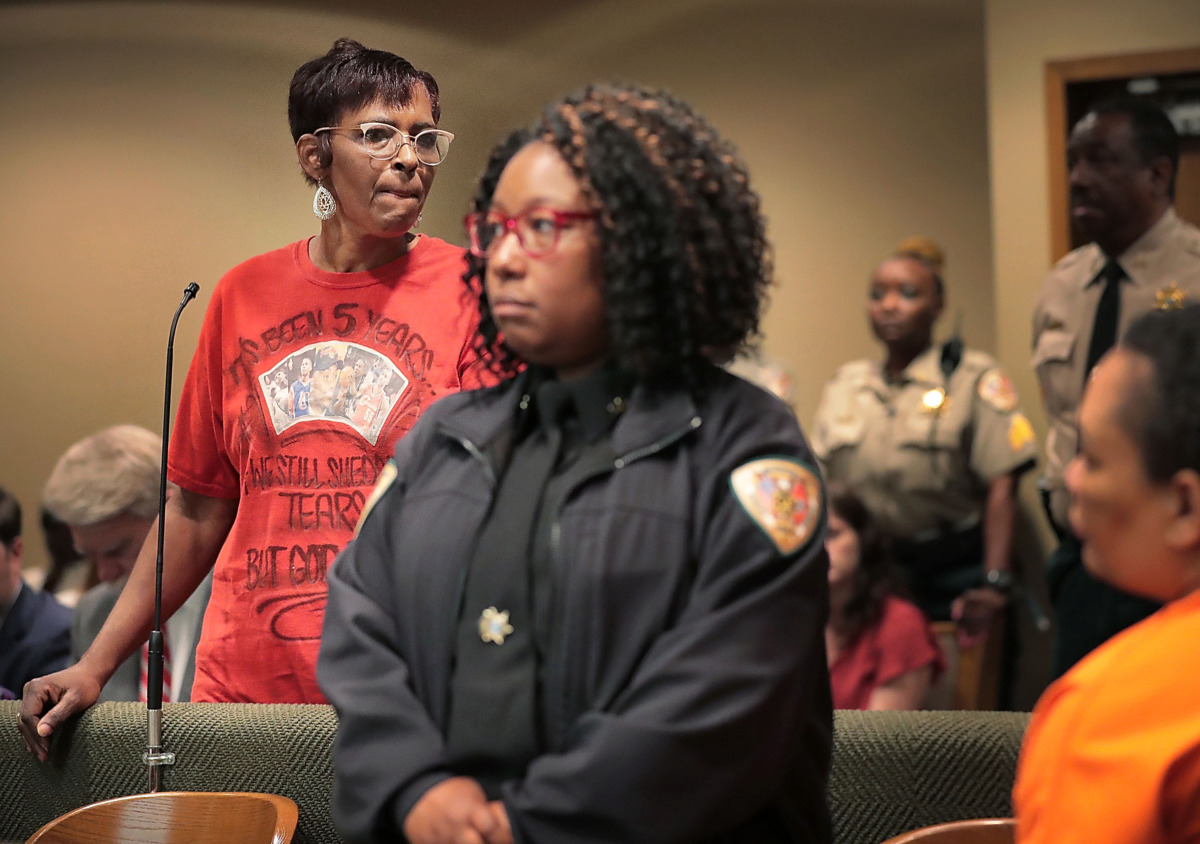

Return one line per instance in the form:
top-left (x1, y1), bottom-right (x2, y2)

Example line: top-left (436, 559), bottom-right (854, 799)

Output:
top-left (288, 38), bottom-right (441, 186)
top-left (1119, 303), bottom-right (1200, 483)
top-left (827, 483), bottom-right (905, 641)
top-left (464, 82), bottom-right (772, 392)
top-left (1088, 98), bottom-right (1181, 197)
top-left (0, 486), bottom-right (21, 550)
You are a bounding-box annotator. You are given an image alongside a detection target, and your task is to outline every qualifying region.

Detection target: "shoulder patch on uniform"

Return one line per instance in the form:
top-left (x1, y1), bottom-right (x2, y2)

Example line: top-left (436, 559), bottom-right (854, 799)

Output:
top-left (1008, 412), bottom-right (1035, 452)
top-left (729, 457), bottom-right (822, 555)
top-left (977, 369), bottom-right (1018, 413)
top-left (354, 459), bottom-right (398, 537)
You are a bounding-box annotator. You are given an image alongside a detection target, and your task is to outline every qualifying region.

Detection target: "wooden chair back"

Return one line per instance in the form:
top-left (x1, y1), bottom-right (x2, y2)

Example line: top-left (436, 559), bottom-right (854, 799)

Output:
top-left (25, 791), bottom-right (298, 844)
top-left (926, 615), bottom-right (1006, 710)
top-left (878, 817), bottom-right (1016, 844)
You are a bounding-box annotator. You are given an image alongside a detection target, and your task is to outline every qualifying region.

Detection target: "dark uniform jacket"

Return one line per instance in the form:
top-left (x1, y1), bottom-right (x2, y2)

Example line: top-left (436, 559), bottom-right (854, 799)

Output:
top-left (318, 366), bottom-right (832, 844)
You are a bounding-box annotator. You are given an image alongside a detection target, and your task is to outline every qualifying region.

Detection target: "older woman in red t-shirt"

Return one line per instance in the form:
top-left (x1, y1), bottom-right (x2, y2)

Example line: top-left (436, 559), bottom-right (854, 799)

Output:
top-left (825, 485), bottom-right (945, 710)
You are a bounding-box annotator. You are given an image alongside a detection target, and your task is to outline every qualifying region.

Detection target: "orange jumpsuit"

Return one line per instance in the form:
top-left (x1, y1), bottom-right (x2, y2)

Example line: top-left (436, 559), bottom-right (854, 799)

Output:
top-left (1014, 587), bottom-right (1200, 843)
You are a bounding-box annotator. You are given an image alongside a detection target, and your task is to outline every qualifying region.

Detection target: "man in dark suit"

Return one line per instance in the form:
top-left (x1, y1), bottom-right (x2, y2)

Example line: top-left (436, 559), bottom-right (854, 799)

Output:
top-left (0, 486), bottom-right (72, 699)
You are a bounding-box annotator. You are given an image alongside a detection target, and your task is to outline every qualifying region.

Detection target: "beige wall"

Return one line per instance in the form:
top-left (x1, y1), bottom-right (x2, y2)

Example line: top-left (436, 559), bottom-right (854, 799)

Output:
top-left (1, 0), bottom-right (993, 574)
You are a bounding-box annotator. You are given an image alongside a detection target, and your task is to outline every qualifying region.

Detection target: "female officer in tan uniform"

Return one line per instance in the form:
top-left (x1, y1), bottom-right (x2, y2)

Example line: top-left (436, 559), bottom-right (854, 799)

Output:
top-left (811, 248), bottom-right (1038, 646)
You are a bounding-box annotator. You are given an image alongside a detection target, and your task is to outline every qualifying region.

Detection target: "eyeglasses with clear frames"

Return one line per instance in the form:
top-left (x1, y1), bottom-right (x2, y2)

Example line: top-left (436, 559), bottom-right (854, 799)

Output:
top-left (313, 123), bottom-right (455, 165)
top-left (465, 207), bottom-right (596, 258)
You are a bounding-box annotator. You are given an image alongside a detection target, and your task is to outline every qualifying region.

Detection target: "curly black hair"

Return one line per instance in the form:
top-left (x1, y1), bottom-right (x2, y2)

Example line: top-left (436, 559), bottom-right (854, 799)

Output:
top-left (463, 82), bottom-right (772, 391)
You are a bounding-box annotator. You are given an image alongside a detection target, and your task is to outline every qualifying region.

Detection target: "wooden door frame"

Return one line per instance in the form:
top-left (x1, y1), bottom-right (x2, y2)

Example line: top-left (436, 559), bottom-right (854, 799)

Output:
top-left (1045, 47), bottom-right (1200, 262)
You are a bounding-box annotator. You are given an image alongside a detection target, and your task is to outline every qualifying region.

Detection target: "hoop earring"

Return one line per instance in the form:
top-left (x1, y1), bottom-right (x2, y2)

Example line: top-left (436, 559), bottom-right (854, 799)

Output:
top-left (313, 182), bottom-right (336, 221)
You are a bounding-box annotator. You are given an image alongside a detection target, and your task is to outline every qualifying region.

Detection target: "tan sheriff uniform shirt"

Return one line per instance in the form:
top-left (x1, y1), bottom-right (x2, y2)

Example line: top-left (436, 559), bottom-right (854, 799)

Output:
top-left (1033, 209), bottom-right (1200, 531)
top-left (811, 345), bottom-right (1038, 539)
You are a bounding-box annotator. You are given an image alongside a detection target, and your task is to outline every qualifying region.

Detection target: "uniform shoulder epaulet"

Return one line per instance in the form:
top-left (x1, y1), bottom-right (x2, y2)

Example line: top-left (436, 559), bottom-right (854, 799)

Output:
top-left (729, 456), bottom-right (823, 555)
top-left (1177, 221), bottom-right (1200, 257)
top-left (353, 460), bottom-right (398, 538)
top-left (1052, 244), bottom-right (1096, 272)
top-left (956, 348), bottom-right (997, 376)
top-left (834, 359), bottom-right (874, 382)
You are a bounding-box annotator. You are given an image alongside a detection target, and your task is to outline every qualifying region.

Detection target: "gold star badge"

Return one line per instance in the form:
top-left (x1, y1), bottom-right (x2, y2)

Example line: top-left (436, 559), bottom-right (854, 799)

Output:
top-left (1156, 282), bottom-right (1186, 310)
top-left (479, 607), bottom-right (514, 645)
top-left (921, 388), bottom-right (948, 415)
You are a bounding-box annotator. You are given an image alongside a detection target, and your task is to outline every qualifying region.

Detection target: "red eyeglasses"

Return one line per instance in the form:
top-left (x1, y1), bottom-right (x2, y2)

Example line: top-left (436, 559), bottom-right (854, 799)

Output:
top-left (465, 207), bottom-right (595, 258)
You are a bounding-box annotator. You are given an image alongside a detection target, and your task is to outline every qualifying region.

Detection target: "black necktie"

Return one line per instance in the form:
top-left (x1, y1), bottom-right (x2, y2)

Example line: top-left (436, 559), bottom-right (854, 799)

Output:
top-left (1084, 260), bottom-right (1125, 377)
top-left (444, 382), bottom-right (569, 794)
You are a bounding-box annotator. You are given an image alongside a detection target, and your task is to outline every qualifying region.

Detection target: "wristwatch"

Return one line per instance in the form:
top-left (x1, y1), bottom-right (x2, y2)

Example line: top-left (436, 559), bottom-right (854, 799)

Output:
top-left (984, 569), bottom-right (1014, 595)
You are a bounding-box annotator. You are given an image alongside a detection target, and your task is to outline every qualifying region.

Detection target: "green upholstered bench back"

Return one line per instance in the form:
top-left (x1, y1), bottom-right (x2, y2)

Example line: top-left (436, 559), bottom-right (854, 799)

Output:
top-left (0, 702), bottom-right (1027, 844)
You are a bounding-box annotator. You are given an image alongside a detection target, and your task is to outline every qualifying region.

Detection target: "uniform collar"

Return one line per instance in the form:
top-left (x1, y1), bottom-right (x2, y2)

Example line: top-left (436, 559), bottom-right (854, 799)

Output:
top-left (437, 366), bottom-right (701, 462)
top-left (1120, 207), bottom-right (1178, 262)
top-left (1106, 207), bottom-right (1180, 286)
top-left (874, 344), bottom-right (941, 388)
top-left (529, 364), bottom-right (635, 445)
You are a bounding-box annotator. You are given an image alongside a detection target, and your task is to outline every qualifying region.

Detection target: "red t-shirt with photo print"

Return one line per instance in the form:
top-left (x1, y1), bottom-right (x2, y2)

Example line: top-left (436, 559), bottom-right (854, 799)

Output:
top-left (168, 235), bottom-right (486, 703)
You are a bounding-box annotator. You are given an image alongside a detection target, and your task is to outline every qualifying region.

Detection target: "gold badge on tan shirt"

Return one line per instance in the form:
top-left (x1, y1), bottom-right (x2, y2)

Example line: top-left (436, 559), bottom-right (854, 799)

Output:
top-left (353, 459), bottom-right (398, 537)
top-left (921, 388), bottom-right (948, 416)
top-left (729, 457), bottom-right (822, 555)
top-left (1008, 412), bottom-right (1035, 452)
top-left (977, 369), bottom-right (1018, 413)
top-left (1156, 282), bottom-right (1187, 310)
top-left (479, 607), bottom-right (514, 645)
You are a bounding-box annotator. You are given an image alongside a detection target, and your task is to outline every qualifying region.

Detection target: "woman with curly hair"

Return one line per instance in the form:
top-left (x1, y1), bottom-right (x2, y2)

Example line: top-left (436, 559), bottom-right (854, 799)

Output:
top-left (318, 83), bottom-right (833, 844)
top-left (824, 484), bottom-right (944, 710)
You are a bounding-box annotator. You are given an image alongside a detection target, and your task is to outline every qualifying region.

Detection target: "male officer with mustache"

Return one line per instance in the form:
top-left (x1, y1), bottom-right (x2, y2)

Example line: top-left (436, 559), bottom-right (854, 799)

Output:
top-left (1033, 98), bottom-right (1200, 676)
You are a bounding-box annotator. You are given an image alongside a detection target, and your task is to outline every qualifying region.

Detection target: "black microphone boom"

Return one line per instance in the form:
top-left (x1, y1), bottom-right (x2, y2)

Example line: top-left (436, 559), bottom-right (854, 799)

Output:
top-left (144, 281), bottom-right (200, 793)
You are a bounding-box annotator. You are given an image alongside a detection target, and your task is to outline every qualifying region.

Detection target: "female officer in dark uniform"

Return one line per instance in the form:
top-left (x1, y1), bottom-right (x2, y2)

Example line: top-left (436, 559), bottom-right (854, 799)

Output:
top-left (317, 83), bottom-right (832, 844)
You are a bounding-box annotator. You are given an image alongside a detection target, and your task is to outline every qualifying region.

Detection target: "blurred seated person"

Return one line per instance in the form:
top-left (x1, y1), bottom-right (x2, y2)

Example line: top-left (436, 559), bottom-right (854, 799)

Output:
top-left (726, 350), bottom-right (797, 408)
top-left (0, 485), bottom-right (72, 700)
top-left (811, 245), bottom-right (1038, 650)
top-left (1015, 303), bottom-right (1200, 843)
top-left (826, 484), bottom-right (944, 710)
top-left (41, 426), bottom-right (210, 703)
top-left (33, 507), bottom-right (95, 608)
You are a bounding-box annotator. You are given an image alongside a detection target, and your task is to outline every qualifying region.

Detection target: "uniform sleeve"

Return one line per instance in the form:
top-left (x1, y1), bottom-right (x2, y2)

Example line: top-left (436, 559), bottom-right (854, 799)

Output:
top-left (167, 285), bottom-right (240, 499)
top-left (811, 386), bottom-right (830, 465)
top-left (502, 413), bottom-right (833, 843)
top-left (873, 598), bottom-right (945, 688)
top-left (809, 378), bottom-right (838, 470)
top-left (316, 425), bottom-right (455, 844)
top-left (967, 366), bottom-right (1038, 482)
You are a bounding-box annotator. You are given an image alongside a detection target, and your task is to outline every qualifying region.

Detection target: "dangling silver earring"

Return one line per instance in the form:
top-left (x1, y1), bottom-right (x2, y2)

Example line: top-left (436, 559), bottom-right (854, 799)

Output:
top-left (313, 182), bottom-right (336, 221)
top-left (414, 212), bottom-right (423, 228)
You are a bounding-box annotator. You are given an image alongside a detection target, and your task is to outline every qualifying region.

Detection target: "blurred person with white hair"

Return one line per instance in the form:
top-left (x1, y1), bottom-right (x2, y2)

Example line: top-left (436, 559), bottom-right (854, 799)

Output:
top-left (40, 425), bottom-right (210, 703)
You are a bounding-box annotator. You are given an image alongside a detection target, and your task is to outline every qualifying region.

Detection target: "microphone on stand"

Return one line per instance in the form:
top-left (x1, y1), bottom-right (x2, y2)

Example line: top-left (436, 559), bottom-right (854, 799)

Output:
top-left (144, 281), bottom-right (200, 793)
